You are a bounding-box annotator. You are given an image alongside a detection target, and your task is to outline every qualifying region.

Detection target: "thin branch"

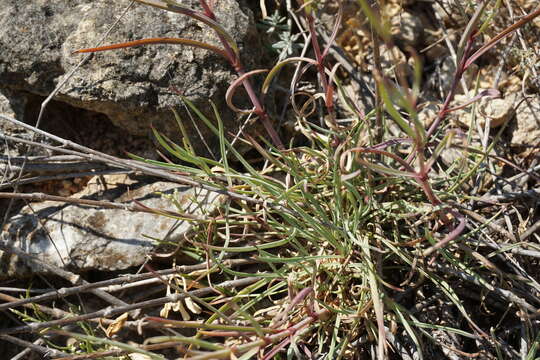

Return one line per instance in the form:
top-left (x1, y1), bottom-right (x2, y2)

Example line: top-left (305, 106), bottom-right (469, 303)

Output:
top-left (0, 334), bottom-right (69, 358)
top-left (0, 169), bottom-right (131, 190)
top-left (0, 277), bottom-right (261, 335)
top-left (0, 192), bottom-right (205, 220)
top-left (0, 114), bottom-right (285, 211)
top-left (0, 242), bottom-right (129, 310)
top-left (0, 258), bottom-right (255, 312)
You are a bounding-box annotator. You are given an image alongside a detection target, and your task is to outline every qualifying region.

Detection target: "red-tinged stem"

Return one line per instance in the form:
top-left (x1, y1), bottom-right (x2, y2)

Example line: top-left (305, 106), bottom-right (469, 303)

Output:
top-left (199, 0), bottom-right (214, 19)
top-left (200, 0), bottom-right (284, 149)
top-left (73, 37), bottom-right (228, 60)
top-left (464, 6), bottom-right (540, 70)
top-left (423, 208), bottom-right (466, 257)
top-left (306, 14), bottom-right (329, 93)
top-left (415, 35), bottom-right (475, 207)
top-left (301, 2), bottom-right (333, 114)
top-left (426, 36), bottom-right (474, 139)
top-left (262, 337), bottom-right (292, 360)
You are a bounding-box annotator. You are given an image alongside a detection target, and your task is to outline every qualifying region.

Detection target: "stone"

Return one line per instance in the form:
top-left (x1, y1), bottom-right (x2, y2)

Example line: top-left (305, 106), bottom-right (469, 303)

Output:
top-left (0, 0), bottom-right (261, 155)
top-left (379, 45), bottom-right (412, 79)
top-left (432, 0), bottom-right (471, 27)
top-left (452, 92), bottom-right (518, 129)
top-left (390, 10), bottom-right (423, 47)
top-left (510, 97), bottom-right (540, 147)
top-left (418, 101), bottom-right (439, 128)
top-left (434, 56), bottom-right (478, 95)
top-left (0, 88), bottom-right (27, 122)
top-left (0, 174), bottom-right (224, 278)
top-left (423, 28), bottom-right (449, 62)
top-left (0, 89), bottom-right (51, 159)
top-left (478, 93), bottom-right (518, 128)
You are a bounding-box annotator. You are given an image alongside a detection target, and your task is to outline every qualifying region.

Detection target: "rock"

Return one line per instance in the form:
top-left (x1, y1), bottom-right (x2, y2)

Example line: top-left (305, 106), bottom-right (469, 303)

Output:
top-left (379, 45), bottom-right (412, 79)
top-left (0, 174), bottom-right (224, 279)
top-left (510, 97), bottom-right (540, 147)
top-left (0, 88), bottom-right (27, 122)
top-left (0, 89), bottom-right (50, 159)
top-left (0, 0), bottom-right (261, 154)
top-left (390, 10), bottom-right (423, 47)
top-left (423, 28), bottom-right (449, 62)
top-left (418, 101), bottom-right (439, 128)
top-left (434, 56), bottom-right (478, 95)
top-left (478, 93), bottom-right (518, 128)
top-left (452, 92), bottom-right (517, 129)
top-left (432, 0), bottom-right (471, 27)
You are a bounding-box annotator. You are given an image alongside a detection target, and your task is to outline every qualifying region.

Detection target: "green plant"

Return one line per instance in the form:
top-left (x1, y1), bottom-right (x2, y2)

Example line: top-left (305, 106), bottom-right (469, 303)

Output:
top-left (3, 0), bottom-right (540, 359)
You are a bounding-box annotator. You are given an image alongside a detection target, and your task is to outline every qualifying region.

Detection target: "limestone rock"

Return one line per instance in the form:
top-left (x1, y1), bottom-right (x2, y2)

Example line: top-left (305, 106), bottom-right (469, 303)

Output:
top-left (0, 89), bottom-right (50, 159)
top-left (0, 175), bottom-right (224, 278)
top-left (0, 0), bottom-right (260, 154)
top-left (391, 10), bottom-right (423, 47)
top-left (0, 88), bottom-right (27, 122)
top-left (436, 57), bottom-right (479, 95)
top-left (510, 98), bottom-right (540, 147)
top-left (452, 92), bottom-right (517, 129)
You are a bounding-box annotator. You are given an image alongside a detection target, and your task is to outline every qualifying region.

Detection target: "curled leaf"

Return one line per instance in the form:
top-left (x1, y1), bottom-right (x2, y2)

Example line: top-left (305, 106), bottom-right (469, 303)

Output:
top-left (225, 69), bottom-right (268, 114)
top-left (105, 313), bottom-right (129, 338)
top-left (446, 88), bottom-right (501, 113)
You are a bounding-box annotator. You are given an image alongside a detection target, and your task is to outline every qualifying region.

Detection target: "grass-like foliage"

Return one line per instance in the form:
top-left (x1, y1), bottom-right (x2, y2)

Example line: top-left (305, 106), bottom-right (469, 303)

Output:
top-left (3, 0), bottom-right (540, 359)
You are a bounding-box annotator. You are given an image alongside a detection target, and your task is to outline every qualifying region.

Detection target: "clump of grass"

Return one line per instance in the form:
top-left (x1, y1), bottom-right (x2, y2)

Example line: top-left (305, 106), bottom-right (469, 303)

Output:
top-left (3, 0), bottom-right (540, 359)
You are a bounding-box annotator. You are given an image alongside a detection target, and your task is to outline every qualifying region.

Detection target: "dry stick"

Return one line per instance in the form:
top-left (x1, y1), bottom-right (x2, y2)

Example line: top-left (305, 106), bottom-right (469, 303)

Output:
top-left (0, 292), bottom-right (71, 320)
top-left (460, 208), bottom-right (517, 242)
top-left (0, 287), bottom-right (53, 294)
top-left (0, 169), bottom-right (131, 190)
top-left (0, 292), bottom-right (113, 328)
top-left (50, 341), bottom-right (183, 360)
top-left (475, 187), bottom-right (540, 206)
top-left (0, 334), bottom-right (70, 359)
top-left (0, 276), bottom-right (260, 335)
top-left (520, 219), bottom-right (540, 242)
top-left (0, 242), bottom-right (128, 310)
top-left (0, 291), bottom-right (171, 333)
top-left (0, 114), bottom-right (276, 210)
top-left (10, 338), bottom-right (47, 360)
top-left (433, 263), bottom-right (538, 314)
top-left (102, 259), bottom-right (258, 293)
top-left (1, 155), bottom-right (88, 163)
top-left (1, 159), bottom-right (117, 174)
top-left (0, 258), bottom-right (256, 312)
top-left (0, 115), bottom-right (341, 234)
top-left (0, 192), bottom-right (204, 220)
top-left (464, 236), bottom-right (540, 259)
top-left (0, 132), bottom-right (174, 175)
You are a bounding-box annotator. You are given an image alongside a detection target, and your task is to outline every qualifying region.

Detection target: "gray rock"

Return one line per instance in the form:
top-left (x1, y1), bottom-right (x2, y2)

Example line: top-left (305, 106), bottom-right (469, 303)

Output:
top-left (391, 10), bottom-right (423, 47)
top-left (0, 89), bottom-right (50, 159)
top-left (432, 0), bottom-right (469, 27)
top-left (0, 175), bottom-right (223, 278)
top-left (0, 0), bottom-right (260, 153)
top-left (510, 98), bottom-right (540, 147)
top-left (431, 56), bottom-right (478, 96)
top-left (0, 88), bottom-right (28, 122)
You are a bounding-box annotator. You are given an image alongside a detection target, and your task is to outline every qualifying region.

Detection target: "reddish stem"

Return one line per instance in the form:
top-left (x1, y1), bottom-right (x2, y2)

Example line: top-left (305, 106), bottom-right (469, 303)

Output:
top-left (198, 0), bottom-right (214, 19)
top-left (426, 35), bottom-right (475, 138)
top-left (199, 0), bottom-right (284, 149)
